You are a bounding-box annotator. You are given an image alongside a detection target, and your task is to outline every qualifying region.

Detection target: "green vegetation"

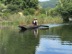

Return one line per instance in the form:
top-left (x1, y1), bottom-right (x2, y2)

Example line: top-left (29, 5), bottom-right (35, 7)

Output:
top-left (55, 0), bottom-right (72, 22)
top-left (0, 0), bottom-right (38, 15)
top-left (40, 0), bottom-right (72, 23)
top-left (0, 14), bottom-right (63, 26)
top-left (1, 0), bottom-right (72, 25)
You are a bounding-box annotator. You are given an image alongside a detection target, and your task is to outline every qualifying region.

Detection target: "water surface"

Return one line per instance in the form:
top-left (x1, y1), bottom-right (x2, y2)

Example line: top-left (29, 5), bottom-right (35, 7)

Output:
top-left (0, 24), bottom-right (72, 54)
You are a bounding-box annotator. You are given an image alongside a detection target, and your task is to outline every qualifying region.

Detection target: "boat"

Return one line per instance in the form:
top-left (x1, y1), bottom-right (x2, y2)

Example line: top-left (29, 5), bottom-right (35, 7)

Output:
top-left (18, 25), bottom-right (49, 30)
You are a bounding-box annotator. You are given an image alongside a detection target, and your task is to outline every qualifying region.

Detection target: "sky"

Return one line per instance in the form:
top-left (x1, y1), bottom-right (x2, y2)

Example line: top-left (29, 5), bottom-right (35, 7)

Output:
top-left (39, 0), bottom-right (50, 2)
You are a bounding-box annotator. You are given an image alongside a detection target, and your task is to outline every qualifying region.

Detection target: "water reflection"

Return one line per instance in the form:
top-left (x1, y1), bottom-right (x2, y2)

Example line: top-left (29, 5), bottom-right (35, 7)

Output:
top-left (19, 29), bottom-right (39, 38)
top-left (36, 24), bottom-right (72, 54)
top-left (36, 38), bottom-right (72, 54)
top-left (33, 29), bottom-right (38, 38)
top-left (0, 28), bottom-right (39, 54)
top-left (0, 24), bottom-right (72, 54)
top-left (19, 29), bottom-right (27, 33)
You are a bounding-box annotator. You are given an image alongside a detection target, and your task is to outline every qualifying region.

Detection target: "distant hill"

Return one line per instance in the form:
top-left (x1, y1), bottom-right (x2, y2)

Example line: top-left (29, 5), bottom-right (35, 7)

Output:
top-left (39, 0), bottom-right (58, 8)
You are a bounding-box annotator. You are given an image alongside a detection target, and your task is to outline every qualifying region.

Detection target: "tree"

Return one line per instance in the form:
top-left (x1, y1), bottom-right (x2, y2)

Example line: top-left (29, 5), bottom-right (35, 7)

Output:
top-left (2, 0), bottom-right (38, 11)
top-left (55, 0), bottom-right (72, 22)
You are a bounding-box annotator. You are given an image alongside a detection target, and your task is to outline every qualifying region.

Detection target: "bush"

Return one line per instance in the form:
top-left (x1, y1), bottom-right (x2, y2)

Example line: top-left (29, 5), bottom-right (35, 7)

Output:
top-left (23, 8), bottom-right (35, 15)
top-left (7, 4), bottom-right (19, 12)
top-left (0, 3), bottom-right (7, 12)
top-left (40, 9), bottom-right (46, 14)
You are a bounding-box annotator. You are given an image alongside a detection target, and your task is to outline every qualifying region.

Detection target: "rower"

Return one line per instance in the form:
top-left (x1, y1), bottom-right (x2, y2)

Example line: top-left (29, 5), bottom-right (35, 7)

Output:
top-left (32, 18), bottom-right (38, 26)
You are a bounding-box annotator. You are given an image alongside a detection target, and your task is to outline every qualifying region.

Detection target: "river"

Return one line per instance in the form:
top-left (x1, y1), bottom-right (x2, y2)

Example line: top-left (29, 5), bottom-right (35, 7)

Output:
top-left (0, 23), bottom-right (72, 54)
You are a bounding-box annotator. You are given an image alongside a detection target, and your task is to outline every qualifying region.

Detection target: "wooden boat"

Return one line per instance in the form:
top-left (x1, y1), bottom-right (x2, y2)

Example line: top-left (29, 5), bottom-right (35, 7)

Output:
top-left (18, 25), bottom-right (49, 30)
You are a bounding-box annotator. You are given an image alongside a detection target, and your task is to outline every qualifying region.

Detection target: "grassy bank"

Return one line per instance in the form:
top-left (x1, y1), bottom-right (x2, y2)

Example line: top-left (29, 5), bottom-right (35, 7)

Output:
top-left (0, 13), bottom-right (63, 26)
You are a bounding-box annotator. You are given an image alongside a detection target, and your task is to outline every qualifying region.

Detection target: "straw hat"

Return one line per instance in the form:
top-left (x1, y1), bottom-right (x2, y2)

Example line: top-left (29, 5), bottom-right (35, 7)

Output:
top-left (34, 18), bottom-right (37, 20)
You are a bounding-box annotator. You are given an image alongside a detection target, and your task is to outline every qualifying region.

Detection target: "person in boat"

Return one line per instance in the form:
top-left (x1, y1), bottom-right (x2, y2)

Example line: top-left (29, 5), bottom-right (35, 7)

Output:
top-left (32, 18), bottom-right (38, 26)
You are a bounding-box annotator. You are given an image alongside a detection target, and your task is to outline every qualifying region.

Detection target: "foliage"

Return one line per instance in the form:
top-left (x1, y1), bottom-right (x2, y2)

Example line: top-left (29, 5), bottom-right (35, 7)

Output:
top-left (48, 8), bottom-right (59, 16)
top-left (23, 8), bottom-right (36, 15)
top-left (7, 4), bottom-right (19, 12)
top-left (4, 0), bottom-right (38, 9)
top-left (55, 0), bottom-right (72, 22)
top-left (39, 9), bottom-right (46, 14)
top-left (0, 2), bottom-right (7, 12)
top-left (0, 0), bottom-right (38, 13)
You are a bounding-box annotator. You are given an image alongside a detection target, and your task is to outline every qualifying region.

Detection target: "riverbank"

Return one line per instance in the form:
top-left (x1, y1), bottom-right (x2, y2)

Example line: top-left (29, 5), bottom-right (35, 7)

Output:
top-left (0, 13), bottom-right (63, 26)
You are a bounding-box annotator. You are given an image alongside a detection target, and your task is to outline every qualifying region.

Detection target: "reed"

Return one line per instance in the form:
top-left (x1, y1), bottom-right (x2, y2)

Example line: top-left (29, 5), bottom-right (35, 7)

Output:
top-left (0, 13), bottom-right (63, 26)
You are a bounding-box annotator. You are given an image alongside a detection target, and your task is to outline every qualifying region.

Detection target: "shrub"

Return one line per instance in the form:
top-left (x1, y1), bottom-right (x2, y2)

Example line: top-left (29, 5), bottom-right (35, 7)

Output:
top-left (7, 4), bottom-right (19, 12)
top-left (23, 8), bottom-right (35, 15)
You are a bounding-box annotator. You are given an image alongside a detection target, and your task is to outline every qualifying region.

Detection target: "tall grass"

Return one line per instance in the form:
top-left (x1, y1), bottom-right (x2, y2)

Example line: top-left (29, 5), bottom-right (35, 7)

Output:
top-left (0, 13), bottom-right (63, 26)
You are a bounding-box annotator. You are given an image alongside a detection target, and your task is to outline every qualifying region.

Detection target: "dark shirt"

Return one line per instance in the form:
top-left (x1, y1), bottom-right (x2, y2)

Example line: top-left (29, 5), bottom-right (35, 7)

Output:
top-left (32, 20), bottom-right (37, 26)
